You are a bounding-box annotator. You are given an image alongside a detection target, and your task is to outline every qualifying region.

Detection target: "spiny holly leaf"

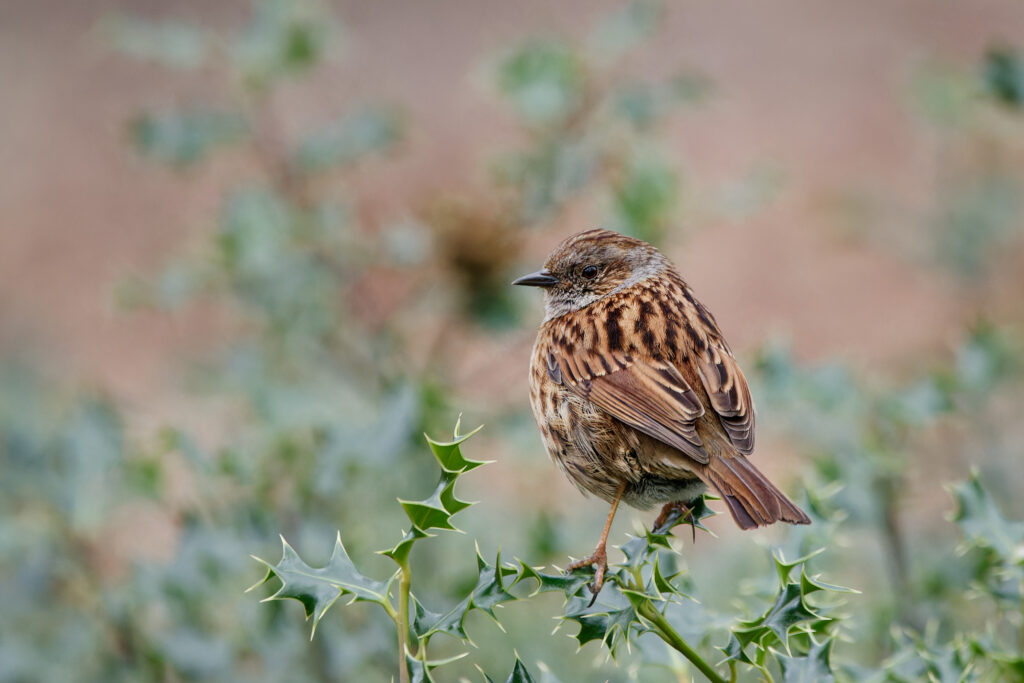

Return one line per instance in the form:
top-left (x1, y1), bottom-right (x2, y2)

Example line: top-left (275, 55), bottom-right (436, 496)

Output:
top-left (744, 583), bottom-right (824, 646)
top-left (774, 635), bottom-right (835, 683)
top-left (395, 421), bottom-right (486, 536)
top-left (772, 548), bottom-right (824, 586)
top-left (398, 470), bottom-right (468, 532)
top-left (888, 629), bottom-right (977, 683)
top-left (406, 650), bottom-right (469, 683)
top-left (469, 548), bottom-right (518, 620)
top-left (505, 656), bottom-right (537, 683)
top-left (384, 420), bottom-right (485, 564)
top-left (618, 495), bottom-right (715, 570)
top-left (425, 418), bottom-right (487, 474)
top-left (651, 555), bottom-right (690, 603)
top-left (951, 469), bottom-right (1024, 561)
top-left (512, 502), bottom-right (706, 657)
top-left (414, 594), bottom-right (470, 642)
top-left (407, 654), bottom-right (436, 683)
top-left (969, 634), bottom-right (1024, 678)
top-left (251, 533), bottom-right (392, 637)
top-left (380, 525), bottom-right (430, 567)
top-left (724, 551), bottom-right (851, 664)
top-left (564, 598), bottom-right (638, 654)
top-left (412, 548), bottom-right (517, 641)
top-left (512, 560), bottom-right (594, 599)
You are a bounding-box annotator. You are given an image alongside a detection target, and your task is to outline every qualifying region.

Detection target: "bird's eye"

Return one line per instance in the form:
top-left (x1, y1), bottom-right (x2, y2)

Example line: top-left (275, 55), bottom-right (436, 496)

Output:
top-left (581, 265), bottom-right (599, 280)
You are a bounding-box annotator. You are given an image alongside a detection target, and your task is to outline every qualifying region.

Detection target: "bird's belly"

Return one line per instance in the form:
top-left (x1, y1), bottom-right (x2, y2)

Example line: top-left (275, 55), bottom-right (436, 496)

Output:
top-left (535, 385), bottom-right (705, 509)
top-left (622, 474), bottom-right (706, 510)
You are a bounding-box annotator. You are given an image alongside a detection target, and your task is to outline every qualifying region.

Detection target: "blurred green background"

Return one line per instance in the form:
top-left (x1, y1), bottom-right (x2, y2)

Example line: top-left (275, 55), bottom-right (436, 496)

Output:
top-left (2, 1), bottom-right (1024, 681)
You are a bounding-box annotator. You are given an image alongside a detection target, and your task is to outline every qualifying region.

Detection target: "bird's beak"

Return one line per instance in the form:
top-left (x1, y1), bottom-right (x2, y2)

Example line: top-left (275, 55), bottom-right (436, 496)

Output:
top-left (511, 269), bottom-right (558, 288)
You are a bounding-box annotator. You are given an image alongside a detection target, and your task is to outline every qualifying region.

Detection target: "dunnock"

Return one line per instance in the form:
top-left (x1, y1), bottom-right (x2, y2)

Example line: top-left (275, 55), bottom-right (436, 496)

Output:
top-left (514, 229), bottom-right (810, 600)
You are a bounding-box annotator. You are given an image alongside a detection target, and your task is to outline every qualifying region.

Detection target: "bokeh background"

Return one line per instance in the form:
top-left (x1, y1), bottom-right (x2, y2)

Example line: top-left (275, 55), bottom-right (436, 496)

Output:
top-left (3, 1), bottom-right (1024, 681)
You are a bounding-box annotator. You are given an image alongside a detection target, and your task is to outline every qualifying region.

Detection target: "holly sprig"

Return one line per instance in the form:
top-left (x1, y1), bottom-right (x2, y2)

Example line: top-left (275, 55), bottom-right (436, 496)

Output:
top-left (252, 419), bottom-right (858, 682)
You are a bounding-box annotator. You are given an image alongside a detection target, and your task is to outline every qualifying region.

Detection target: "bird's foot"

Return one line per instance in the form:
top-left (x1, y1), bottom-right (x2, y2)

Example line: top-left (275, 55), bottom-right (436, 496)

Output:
top-left (564, 544), bottom-right (608, 607)
top-left (653, 501), bottom-right (697, 540)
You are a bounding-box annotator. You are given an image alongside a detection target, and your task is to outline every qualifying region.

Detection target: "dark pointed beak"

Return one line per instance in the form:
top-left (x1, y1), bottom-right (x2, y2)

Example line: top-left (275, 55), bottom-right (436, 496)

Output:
top-left (511, 269), bottom-right (558, 288)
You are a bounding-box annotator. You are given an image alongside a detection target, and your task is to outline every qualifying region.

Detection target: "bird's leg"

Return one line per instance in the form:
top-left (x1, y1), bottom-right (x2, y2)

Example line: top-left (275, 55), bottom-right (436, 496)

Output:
top-left (565, 483), bottom-right (626, 606)
top-left (653, 500), bottom-right (697, 540)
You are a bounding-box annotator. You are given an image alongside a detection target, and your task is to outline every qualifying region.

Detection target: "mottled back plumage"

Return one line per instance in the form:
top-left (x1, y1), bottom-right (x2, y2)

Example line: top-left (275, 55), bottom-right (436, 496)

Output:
top-left (518, 229), bottom-right (810, 530)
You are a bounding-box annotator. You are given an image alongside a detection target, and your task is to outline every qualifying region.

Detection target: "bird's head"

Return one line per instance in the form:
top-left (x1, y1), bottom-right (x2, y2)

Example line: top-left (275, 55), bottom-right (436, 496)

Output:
top-left (512, 229), bottom-right (668, 320)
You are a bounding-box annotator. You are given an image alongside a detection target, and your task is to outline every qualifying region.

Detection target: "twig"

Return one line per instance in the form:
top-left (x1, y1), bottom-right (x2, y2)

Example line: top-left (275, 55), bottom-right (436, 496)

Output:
top-left (637, 600), bottom-right (727, 683)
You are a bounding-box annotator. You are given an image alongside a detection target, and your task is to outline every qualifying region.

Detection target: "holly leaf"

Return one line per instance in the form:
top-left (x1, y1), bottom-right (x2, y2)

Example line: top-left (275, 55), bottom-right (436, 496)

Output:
top-left (951, 469), bottom-right (1024, 561)
top-left (398, 470), bottom-right (469, 532)
top-left (565, 602), bottom-right (638, 653)
top-left (380, 525), bottom-right (431, 567)
top-left (412, 548), bottom-right (517, 641)
top-left (505, 656), bottom-right (537, 683)
top-left (512, 560), bottom-right (594, 598)
top-left (725, 550), bottom-right (851, 663)
top-left (775, 636), bottom-right (835, 683)
top-left (251, 533), bottom-right (392, 637)
top-left (384, 420), bottom-right (487, 565)
top-left (425, 418), bottom-right (488, 474)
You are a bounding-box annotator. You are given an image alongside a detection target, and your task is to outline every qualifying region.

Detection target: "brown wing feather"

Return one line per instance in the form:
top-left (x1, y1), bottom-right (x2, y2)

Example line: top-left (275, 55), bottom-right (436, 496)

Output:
top-left (693, 340), bottom-right (756, 454)
top-left (549, 348), bottom-right (710, 464)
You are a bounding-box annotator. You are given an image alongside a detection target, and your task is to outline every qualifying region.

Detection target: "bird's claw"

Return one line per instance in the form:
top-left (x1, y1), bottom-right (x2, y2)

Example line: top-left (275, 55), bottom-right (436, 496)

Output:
top-left (564, 546), bottom-right (608, 607)
top-left (654, 501), bottom-right (698, 540)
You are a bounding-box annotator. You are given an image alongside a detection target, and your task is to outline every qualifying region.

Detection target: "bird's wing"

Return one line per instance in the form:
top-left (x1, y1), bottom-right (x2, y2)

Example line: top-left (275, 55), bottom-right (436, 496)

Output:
top-left (692, 339), bottom-right (756, 454)
top-left (546, 347), bottom-right (710, 464)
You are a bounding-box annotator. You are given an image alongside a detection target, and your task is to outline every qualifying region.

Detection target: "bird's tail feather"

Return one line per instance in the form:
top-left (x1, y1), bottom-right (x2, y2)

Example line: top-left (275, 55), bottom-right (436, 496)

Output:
top-left (701, 456), bottom-right (811, 530)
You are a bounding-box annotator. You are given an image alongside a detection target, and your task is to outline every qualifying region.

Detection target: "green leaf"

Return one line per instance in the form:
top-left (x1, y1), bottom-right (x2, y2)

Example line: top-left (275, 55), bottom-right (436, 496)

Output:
top-left (425, 420), bottom-right (487, 474)
top-left (726, 551), bottom-right (850, 664)
top-left (775, 636), bottom-right (835, 683)
top-left (512, 560), bottom-right (594, 599)
top-left (413, 594), bottom-right (470, 642)
top-left (505, 656), bottom-right (537, 683)
top-left (951, 469), bottom-right (1024, 560)
top-left (565, 601), bottom-right (637, 654)
top-left (383, 421), bottom-right (486, 566)
top-left (651, 555), bottom-right (689, 602)
top-left (407, 653), bottom-right (436, 683)
top-left (468, 548), bottom-right (517, 621)
top-left (399, 472), bottom-right (464, 532)
top-left (984, 47), bottom-right (1024, 108)
top-left (379, 526), bottom-right (430, 568)
top-left (498, 40), bottom-right (585, 126)
top-left (131, 109), bottom-right (247, 166)
top-left (251, 533), bottom-right (391, 637)
top-left (231, 0), bottom-right (333, 88)
top-left (411, 548), bottom-right (516, 641)
top-left (758, 583), bottom-right (825, 645)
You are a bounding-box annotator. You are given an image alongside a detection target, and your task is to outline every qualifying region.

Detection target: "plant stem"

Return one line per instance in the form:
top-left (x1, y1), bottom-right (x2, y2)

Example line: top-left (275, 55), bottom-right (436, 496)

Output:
top-left (397, 566), bottom-right (412, 683)
top-left (638, 601), bottom-right (726, 683)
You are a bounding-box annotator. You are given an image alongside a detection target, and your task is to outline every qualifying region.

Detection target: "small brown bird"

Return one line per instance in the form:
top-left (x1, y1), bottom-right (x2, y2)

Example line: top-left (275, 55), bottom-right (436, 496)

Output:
top-left (514, 229), bottom-right (810, 599)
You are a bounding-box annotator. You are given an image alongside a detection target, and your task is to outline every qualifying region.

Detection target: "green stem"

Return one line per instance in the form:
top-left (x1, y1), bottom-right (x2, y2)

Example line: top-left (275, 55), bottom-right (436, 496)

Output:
top-left (397, 566), bottom-right (412, 683)
top-left (638, 601), bottom-right (727, 683)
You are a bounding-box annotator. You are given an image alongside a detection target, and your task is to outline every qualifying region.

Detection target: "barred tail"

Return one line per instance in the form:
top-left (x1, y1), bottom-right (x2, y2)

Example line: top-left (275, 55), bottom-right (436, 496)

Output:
top-left (701, 455), bottom-right (811, 530)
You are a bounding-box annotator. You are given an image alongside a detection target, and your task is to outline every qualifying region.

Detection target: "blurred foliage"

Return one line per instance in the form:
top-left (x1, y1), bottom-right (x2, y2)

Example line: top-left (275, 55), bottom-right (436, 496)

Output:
top-left (491, 3), bottom-right (702, 242)
top-left (983, 47), bottom-right (1024, 109)
top-left (3, 2), bottom-right (1024, 682)
top-left (900, 51), bottom-right (1024, 286)
top-left (418, 0), bottom-right (706, 328)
